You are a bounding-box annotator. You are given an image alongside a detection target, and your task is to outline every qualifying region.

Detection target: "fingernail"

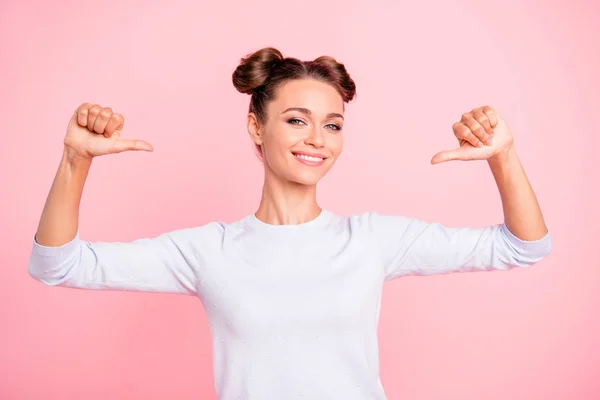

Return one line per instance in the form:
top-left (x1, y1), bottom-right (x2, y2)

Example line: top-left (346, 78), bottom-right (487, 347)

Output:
top-left (485, 138), bottom-right (493, 146)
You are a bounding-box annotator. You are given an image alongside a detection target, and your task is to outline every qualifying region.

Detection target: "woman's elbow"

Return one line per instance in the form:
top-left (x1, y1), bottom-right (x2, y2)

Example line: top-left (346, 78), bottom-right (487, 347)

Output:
top-left (498, 225), bottom-right (553, 269)
top-left (27, 248), bottom-right (84, 287)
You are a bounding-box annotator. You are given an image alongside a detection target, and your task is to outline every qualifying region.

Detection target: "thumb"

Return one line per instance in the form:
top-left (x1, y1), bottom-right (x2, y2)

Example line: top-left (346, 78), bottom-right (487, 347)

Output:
top-left (430, 148), bottom-right (469, 165)
top-left (112, 136), bottom-right (154, 153)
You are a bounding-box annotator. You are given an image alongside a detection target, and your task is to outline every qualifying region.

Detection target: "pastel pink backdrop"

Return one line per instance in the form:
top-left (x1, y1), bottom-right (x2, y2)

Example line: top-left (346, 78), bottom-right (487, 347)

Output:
top-left (1, 0), bottom-right (598, 399)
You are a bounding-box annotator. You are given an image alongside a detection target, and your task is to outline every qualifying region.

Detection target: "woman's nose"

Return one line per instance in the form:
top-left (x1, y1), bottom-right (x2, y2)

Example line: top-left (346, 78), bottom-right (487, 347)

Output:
top-left (305, 127), bottom-right (325, 147)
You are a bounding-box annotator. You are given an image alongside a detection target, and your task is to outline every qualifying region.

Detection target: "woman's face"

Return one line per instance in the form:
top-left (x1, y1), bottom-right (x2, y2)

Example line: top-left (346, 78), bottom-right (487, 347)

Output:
top-left (248, 79), bottom-right (345, 186)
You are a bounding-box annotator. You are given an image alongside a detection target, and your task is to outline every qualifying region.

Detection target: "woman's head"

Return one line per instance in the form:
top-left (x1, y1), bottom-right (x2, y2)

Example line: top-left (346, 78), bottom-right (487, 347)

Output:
top-left (232, 47), bottom-right (356, 186)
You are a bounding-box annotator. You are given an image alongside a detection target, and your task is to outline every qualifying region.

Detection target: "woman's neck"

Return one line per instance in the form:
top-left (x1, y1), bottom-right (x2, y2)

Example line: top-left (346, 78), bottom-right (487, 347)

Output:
top-left (254, 175), bottom-right (321, 226)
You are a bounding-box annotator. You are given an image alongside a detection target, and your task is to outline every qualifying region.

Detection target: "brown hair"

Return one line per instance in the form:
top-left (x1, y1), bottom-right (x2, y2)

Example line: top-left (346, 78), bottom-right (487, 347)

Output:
top-left (232, 47), bottom-right (357, 124)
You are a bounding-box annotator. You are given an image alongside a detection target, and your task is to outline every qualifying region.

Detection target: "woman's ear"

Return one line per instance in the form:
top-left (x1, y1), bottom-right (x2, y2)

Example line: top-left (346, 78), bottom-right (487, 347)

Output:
top-left (247, 113), bottom-right (262, 147)
top-left (247, 113), bottom-right (264, 162)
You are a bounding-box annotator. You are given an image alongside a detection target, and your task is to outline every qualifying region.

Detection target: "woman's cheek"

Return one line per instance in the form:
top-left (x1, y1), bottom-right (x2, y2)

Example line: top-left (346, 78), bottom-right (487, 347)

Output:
top-left (329, 136), bottom-right (343, 156)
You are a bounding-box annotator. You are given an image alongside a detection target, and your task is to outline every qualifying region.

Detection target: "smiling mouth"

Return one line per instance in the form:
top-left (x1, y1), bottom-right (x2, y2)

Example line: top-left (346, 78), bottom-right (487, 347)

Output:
top-left (291, 152), bottom-right (328, 163)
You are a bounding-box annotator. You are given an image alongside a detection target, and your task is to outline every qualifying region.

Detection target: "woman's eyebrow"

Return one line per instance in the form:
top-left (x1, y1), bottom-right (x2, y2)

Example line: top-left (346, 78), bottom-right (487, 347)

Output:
top-left (281, 107), bottom-right (344, 120)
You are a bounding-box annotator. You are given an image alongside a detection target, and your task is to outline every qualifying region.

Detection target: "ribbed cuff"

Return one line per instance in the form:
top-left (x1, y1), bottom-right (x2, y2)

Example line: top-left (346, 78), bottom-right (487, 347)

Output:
top-left (31, 232), bottom-right (82, 258)
top-left (500, 223), bottom-right (552, 257)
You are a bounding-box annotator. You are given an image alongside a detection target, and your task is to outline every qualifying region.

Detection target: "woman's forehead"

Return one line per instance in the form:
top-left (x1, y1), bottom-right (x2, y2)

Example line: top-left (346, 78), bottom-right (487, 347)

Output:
top-left (270, 80), bottom-right (344, 116)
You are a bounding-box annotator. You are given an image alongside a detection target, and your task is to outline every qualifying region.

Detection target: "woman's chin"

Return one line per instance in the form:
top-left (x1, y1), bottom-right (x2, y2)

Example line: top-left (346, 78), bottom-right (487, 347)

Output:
top-left (265, 163), bottom-right (333, 187)
top-left (288, 171), bottom-right (328, 186)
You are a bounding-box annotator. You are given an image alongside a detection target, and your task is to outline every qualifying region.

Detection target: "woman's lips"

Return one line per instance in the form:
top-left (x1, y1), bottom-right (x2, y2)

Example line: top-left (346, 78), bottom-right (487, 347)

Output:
top-left (292, 152), bottom-right (327, 166)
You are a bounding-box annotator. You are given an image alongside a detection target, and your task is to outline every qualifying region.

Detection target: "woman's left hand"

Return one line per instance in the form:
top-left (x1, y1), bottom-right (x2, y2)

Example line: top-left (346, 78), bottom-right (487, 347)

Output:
top-left (431, 106), bottom-right (515, 164)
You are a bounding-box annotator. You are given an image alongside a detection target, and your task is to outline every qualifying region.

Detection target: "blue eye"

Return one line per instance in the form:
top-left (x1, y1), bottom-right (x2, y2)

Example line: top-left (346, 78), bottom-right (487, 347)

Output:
top-left (287, 118), bottom-right (305, 125)
top-left (287, 118), bottom-right (341, 131)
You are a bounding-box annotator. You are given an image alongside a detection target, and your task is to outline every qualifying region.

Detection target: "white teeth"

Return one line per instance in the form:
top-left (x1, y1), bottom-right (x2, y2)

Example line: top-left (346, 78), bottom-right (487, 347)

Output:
top-left (295, 154), bottom-right (324, 162)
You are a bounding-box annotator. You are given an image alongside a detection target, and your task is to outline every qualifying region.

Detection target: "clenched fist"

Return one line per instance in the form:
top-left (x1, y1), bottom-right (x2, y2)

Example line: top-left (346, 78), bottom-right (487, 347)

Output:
top-left (431, 106), bottom-right (514, 165)
top-left (64, 103), bottom-right (153, 160)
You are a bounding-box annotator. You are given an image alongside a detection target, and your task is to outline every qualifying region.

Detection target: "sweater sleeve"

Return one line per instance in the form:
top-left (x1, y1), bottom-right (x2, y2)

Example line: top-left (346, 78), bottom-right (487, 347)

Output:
top-left (27, 225), bottom-right (222, 296)
top-left (367, 212), bottom-right (552, 281)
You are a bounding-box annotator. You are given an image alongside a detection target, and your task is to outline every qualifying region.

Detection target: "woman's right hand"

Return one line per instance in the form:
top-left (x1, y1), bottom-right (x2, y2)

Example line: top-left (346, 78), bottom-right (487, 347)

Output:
top-left (64, 103), bottom-right (154, 161)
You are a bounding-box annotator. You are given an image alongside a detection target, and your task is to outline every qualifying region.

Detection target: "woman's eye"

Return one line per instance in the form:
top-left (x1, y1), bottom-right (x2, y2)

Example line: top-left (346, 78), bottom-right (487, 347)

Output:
top-left (287, 119), bottom-right (341, 131)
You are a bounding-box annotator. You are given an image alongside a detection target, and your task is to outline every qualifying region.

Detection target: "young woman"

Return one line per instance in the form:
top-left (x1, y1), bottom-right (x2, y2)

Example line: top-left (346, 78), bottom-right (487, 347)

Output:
top-left (28, 47), bottom-right (552, 399)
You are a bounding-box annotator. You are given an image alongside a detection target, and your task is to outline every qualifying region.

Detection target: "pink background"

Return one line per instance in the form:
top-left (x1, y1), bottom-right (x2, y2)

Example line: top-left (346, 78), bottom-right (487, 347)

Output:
top-left (1, 0), bottom-right (598, 399)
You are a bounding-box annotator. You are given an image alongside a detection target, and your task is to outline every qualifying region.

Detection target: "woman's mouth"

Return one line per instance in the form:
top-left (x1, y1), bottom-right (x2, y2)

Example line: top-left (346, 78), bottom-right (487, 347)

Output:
top-left (292, 152), bottom-right (327, 166)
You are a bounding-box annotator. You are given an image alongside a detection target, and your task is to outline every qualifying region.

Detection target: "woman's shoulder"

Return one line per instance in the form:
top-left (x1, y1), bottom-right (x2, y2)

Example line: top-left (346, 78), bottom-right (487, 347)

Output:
top-left (325, 210), bottom-right (408, 230)
top-left (161, 217), bottom-right (237, 243)
top-left (327, 210), bottom-right (420, 236)
top-left (330, 210), bottom-right (411, 223)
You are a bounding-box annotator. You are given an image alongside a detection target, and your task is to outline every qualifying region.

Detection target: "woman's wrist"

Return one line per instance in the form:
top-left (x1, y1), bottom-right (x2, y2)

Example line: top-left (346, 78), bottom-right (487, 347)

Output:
top-left (488, 144), bottom-right (518, 168)
top-left (62, 146), bottom-right (93, 170)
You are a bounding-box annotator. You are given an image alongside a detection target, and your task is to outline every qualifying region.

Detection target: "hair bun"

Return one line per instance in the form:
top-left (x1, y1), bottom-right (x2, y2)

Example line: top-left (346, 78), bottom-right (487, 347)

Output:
top-left (313, 55), bottom-right (356, 102)
top-left (232, 47), bottom-right (284, 95)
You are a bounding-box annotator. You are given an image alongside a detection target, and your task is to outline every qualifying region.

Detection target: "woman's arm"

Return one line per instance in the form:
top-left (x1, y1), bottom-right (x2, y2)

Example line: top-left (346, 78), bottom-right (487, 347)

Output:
top-left (367, 212), bottom-right (552, 281)
top-left (432, 105), bottom-right (549, 241)
top-left (488, 146), bottom-right (548, 241)
top-left (370, 106), bottom-right (552, 281)
top-left (36, 103), bottom-right (152, 246)
top-left (35, 149), bottom-right (91, 247)
top-left (28, 104), bottom-right (209, 296)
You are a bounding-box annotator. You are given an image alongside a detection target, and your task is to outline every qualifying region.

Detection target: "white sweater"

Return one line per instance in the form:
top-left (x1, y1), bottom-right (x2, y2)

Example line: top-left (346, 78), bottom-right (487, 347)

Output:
top-left (28, 210), bottom-right (552, 399)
